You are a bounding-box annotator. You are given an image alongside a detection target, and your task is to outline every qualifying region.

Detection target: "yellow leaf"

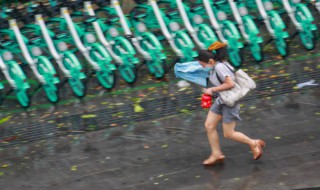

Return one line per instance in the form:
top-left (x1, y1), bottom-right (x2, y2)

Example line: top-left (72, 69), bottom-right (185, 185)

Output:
top-left (81, 114), bottom-right (97, 119)
top-left (274, 136), bottom-right (281, 140)
top-left (178, 87), bottom-right (188, 91)
top-left (70, 166), bottom-right (77, 171)
top-left (1, 164), bottom-right (9, 168)
top-left (161, 144), bottom-right (168, 148)
top-left (180, 109), bottom-right (190, 114)
top-left (0, 116), bottom-right (12, 124)
top-left (134, 104), bottom-right (145, 113)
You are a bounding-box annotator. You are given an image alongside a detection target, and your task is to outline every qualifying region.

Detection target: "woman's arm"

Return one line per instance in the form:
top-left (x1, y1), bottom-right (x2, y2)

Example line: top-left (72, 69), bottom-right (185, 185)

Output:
top-left (204, 76), bottom-right (235, 95)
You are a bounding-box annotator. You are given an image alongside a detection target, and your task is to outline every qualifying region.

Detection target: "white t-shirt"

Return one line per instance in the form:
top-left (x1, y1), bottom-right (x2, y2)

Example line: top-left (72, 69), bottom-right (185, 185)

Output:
top-left (209, 61), bottom-right (235, 104)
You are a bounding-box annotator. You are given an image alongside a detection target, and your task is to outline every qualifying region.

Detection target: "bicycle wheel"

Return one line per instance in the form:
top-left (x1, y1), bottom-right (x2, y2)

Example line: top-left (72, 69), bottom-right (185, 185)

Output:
top-left (250, 42), bottom-right (263, 62)
top-left (62, 53), bottom-right (86, 97)
top-left (299, 30), bottom-right (316, 50)
top-left (89, 48), bottom-right (116, 89)
top-left (148, 59), bottom-right (166, 79)
top-left (119, 64), bottom-right (137, 84)
top-left (275, 37), bottom-right (288, 57)
top-left (37, 58), bottom-right (59, 103)
top-left (8, 63), bottom-right (30, 107)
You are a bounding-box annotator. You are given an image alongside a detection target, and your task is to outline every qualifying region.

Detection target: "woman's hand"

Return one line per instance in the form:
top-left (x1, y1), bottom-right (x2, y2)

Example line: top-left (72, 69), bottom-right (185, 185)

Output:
top-left (203, 87), bottom-right (215, 96)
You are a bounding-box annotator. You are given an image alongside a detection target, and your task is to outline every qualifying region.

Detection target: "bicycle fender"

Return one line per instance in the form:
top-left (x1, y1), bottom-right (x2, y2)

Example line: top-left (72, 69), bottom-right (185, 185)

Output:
top-left (90, 43), bottom-right (116, 70)
top-left (268, 11), bottom-right (286, 29)
top-left (197, 23), bottom-right (218, 45)
top-left (8, 60), bottom-right (30, 89)
top-left (141, 32), bottom-right (164, 50)
top-left (295, 4), bottom-right (317, 30)
top-left (222, 20), bottom-right (241, 39)
top-left (114, 36), bottom-right (137, 55)
top-left (37, 56), bottom-right (59, 83)
top-left (242, 16), bottom-right (263, 43)
top-left (174, 30), bottom-right (195, 48)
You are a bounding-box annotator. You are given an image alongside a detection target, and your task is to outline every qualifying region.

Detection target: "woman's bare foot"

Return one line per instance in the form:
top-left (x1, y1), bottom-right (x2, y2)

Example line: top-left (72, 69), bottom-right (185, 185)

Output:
top-left (203, 154), bottom-right (225, 166)
top-left (250, 139), bottom-right (266, 160)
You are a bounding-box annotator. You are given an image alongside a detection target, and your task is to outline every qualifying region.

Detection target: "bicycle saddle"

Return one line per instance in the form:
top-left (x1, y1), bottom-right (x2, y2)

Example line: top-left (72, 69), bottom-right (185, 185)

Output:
top-left (0, 39), bottom-right (13, 47)
top-left (166, 8), bottom-right (179, 17)
top-left (132, 11), bottom-right (147, 19)
top-left (53, 31), bottom-right (68, 39)
top-left (93, 0), bottom-right (110, 7)
top-left (83, 15), bottom-right (98, 23)
top-left (68, 0), bottom-right (84, 11)
top-left (0, 20), bottom-right (9, 28)
top-left (29, 36), bottom-right (42, 44)
top-left (104, 15), bottom-right (120, 24)
top-left (133, 0), bottom-right (148, 4)
top-left (190, 4), bottom-right (203, 11)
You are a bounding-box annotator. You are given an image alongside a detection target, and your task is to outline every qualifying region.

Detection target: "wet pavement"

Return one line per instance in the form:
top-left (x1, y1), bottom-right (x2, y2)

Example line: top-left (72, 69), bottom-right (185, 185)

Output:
top-left (0, 5), bottom-right (320, 190)
top-left (0, 87), bottom-right (319, 190)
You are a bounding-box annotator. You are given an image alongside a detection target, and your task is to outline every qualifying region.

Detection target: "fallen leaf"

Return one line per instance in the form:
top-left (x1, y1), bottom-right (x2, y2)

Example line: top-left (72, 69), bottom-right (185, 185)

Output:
top-left (161, 144), bottom-right (168, 148)
top-left (0, 116), bottom-right (12, 124)
top-left (70, 166), bottom-right (77, 171)
top-left (134, 104), bottom-right (145, 113)
top-left (274, 136), bottom-right (281, 140)
top-left (270, 75), bottom-right (278, 79)
top-left (81, 114), bottom-right (97, 119)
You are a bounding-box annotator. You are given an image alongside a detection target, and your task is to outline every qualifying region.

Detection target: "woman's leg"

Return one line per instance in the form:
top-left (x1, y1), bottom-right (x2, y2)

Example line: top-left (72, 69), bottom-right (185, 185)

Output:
top-left (203, 111), bottom-right (225, 164)
top-left (223, 122), bottom-right (265, 160)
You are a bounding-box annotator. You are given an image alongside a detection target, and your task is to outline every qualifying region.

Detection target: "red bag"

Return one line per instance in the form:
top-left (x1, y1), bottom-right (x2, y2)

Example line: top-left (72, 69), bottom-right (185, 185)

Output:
top-left (201, 94), bottom-right (212, 108)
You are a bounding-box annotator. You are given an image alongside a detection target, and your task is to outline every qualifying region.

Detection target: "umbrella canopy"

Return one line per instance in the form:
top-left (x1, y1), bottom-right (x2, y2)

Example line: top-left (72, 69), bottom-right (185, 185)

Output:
top-left (174, 61), bottom-right (210, 87)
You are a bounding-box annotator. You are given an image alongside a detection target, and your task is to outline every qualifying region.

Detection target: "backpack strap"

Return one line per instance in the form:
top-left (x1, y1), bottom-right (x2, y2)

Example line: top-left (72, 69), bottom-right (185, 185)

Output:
top-left (215, 61), bottom-right (235, 85)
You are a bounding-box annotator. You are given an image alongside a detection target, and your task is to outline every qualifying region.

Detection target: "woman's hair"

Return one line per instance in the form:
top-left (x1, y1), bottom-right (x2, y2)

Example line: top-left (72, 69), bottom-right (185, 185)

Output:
top-left (196, 42), bottom-right (227, 63)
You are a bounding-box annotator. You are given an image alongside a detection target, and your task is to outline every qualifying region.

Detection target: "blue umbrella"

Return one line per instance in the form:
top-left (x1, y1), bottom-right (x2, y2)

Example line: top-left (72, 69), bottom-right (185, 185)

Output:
top-left (174, 61), bottom-right (210, 87)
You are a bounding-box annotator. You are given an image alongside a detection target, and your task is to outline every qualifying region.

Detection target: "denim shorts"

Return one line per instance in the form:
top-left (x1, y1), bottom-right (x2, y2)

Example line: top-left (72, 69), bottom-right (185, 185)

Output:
top-left (210, 99), bottom-right (242, 124)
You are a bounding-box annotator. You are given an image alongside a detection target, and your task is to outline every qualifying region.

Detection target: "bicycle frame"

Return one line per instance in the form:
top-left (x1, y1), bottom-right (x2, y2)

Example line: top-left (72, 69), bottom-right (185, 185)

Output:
top-left (148, 0), bottom-right (198, 62)
top-left (228, 0), bottom-right (264, 61)
top-left (255, 0), bottom-right (289, 56)
top-left (36, 14), bottom-right (87, 97)
top-left (0, 39), bottom-right (30, 107)
top-left (201, 0), bottom-right (244, 67)
top-left (5, 19), bottom-right (60, 103)
top-left (82, 3), bottom-right (139, 83)
top-left (280, 0), bottom-right (317, 50)
top-left (107, 0), bottom-right (167, 78)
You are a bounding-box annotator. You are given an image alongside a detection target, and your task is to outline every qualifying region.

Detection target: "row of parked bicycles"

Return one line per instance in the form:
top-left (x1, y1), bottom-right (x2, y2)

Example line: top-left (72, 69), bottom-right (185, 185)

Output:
top-left (0, 0), bottom-right (318, 108)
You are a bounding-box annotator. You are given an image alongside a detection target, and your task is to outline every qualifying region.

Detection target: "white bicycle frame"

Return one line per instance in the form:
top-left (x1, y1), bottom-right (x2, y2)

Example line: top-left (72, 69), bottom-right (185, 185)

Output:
top-left (61, 7), bottom-right (100, 71)
top-left (175, 0), bottom-right (205, 49)
top-left (228, 0), bottom-right (249, 41)
top-left (10, 19), bottom-right (45, 84)
top-left (202, 0), bottom-right (227, 43)
top-left (36, 14), bottom-right (71, 77)
top-left (281, 0), bottom-right (302, 30)
top-left (316, 1), bottom-right (320, 13)
top-left (111, 0), bottom-right (151, 60)
top-left (84, 2), bottom-right (123, 64)
top-left (255, 0), bottom-right (275, 36)
top-left (0, 55), bottom-right (16, 88)
top-left (149, 0), bottom-right (183, 57)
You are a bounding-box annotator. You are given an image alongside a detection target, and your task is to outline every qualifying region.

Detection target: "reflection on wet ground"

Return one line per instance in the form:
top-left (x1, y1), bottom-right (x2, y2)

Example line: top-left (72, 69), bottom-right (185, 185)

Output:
top-left (0, 88), bottom-right (319, 190)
